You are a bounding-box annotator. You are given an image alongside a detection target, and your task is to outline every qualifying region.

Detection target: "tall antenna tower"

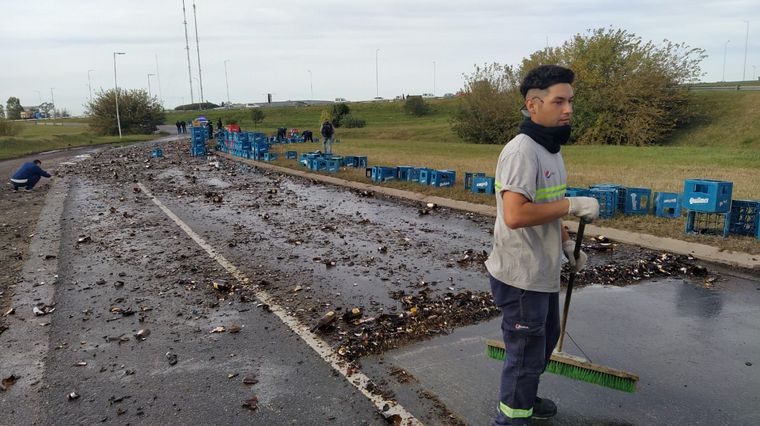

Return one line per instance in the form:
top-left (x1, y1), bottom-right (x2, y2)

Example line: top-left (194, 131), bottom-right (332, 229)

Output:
top-left (192, 1), bottom-right (205, 105)
top-left (181, 0), bottom-right (194, 106)
top-left (155, 53), bottom-right (163, 104)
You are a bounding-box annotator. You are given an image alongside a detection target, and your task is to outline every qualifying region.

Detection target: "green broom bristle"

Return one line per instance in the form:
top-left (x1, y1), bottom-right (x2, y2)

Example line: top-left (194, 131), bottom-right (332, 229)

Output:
top-left (485, 343), bottom-right (637, 393)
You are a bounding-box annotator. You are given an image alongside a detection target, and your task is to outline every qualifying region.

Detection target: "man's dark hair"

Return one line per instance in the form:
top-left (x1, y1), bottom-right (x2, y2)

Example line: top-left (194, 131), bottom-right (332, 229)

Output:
top-left (519, 65), bottom-right (575, 98)
top-left (34, 159), bottom-right (42, 165)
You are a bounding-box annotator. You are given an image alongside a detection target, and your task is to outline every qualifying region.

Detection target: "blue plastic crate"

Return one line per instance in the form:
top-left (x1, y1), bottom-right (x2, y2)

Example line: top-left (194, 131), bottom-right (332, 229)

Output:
top-left (685, 210), bottom-right (729, 237)
top-left (151, 148), bottom-right (163, 158)
top-left (356, 156), bottom-right (368, 168)
top-left (565, 187), bottom-right (591, 197)
top-left (591, 183), bottom-right (625, 211)
top-left (285, 151), bottom-right (297, 160)
top-left (623, 187), bottom-right (651, 215)
top-left (683, 179), bottom-right (733, 213)
top-left (190, 147), bottom-right (207, 157)
top-left (654, 192), bottom-right (681, 218)
top-left (728, 200), bottom-right (760, 237)
top-left (589, 188), bottom-right (617, 219)
top-left (341, 155), bottom-right (357, 167)
top-left (262, 152), bottom-right (278, 161)
top-left (431, 170), bottom-right (456, 187)
top-left (397, 166), bottom-right (415, 181)
top-left (325, 158), bottom-right (341, 172)
top-left (418, 168), bottom-right (433, 185)
top-left (464, 172), bottom-right (486, 190)
top-left (371, 166), bottom-right (397, 183)
top-left (472, 176), bottom-right (495, 194)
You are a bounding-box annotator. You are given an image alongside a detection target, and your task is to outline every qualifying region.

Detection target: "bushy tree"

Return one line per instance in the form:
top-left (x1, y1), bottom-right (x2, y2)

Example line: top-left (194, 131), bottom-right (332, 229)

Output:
top-left (523, 28), bottom-right (705, 145)
top-left (6, 97), bottom-right (22, 120)
top-left (0, 104), bottom-right (5, 119)
top-left (250, 109), bottom-right (265, 127)
top-left (85, 89), bottom-right (165, 136)
top-left (403, 95), bottom-right (430, 116)
top-left (330, 102), bottom-right (350, 127)
top-left (0, 118), bottom-right (22, 136)
top-left (450, 63), bottom-right (524, 144)
top-left (451, 28), bottom-right (706, 145)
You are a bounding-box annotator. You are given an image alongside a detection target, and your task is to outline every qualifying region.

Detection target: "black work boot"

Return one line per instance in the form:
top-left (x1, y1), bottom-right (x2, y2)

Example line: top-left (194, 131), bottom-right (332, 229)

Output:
top-left (532, 397), bottom-right (557, 420)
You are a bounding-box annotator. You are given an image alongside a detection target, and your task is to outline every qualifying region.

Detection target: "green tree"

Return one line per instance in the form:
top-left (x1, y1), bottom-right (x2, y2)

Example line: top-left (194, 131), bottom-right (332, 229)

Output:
top-left (450, 63), bottom-right (524, 144)
top-left (0, 104), bottom-right (5, 119)
top-left (85, 89), bottom-right (165, 136)
top-left (403, 95), bottom-right (430, 117)
top-left (250, 109), bottom-right (265, 127)
top-left (330, 102), bottom-right (350, 127)
top-left (6, 97), bottom-right (22, 120)
top-left (521, 28), bottom-right (705, 145)
top-left (451, 28), bottom-right (706, 145)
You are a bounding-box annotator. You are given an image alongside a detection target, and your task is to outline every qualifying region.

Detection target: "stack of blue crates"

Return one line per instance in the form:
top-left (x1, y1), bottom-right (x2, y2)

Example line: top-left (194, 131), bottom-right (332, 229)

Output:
top-left (683, 179), bottom-right (733, 237)
top-left (191, 127), bottom-right (207, 156)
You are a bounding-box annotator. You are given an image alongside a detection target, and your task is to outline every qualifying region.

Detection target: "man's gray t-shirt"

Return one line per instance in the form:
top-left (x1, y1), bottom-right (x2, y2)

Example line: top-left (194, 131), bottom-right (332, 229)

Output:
top-left (485, 133), bottom-right (567, 293)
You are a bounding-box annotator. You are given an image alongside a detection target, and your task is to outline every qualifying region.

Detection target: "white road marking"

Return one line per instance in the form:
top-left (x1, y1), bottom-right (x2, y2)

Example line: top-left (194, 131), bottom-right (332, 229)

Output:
top-left (137, 182), bottom-right (423, 425)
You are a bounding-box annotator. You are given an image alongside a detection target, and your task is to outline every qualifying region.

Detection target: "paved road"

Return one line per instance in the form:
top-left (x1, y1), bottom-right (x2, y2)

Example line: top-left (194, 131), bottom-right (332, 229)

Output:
top-left (2, 139), bottom-right (759, 425)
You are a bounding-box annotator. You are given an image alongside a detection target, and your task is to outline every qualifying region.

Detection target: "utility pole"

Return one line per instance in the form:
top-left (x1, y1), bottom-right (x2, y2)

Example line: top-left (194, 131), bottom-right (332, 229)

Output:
top-left (33, 90), bottom-right (42, 104)
top-left (181, 0), bottom-right (195, 106)
top-left (155, 54), bottom-right (163, 104)
top-left (375, 48), bottom-right (380, 98)
top-left (192, 0), bottom-right (205, 106)
top-left (723, 40), bottom-right (730, 82)
top-left (742, 20), bottom-right (749, 81)
top-left (113, 52), bottom-right (125, 139)
top-left (308, 69), bottom-right (313, 99)
top-left (224, 59), bottom-right (231, 107)
top-left (87, 69), bottom-right (95, 102)
top-left (50, 88), bottom-right (55, 119)
top-left (432, 61), bottom-right (436, 95)
top-left (147, 73), bottom-right (155, 98)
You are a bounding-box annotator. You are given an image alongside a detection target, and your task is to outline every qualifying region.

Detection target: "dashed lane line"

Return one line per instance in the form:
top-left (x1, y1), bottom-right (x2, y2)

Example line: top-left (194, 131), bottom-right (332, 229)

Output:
top-left (137, 182), bottom-right (423, 426)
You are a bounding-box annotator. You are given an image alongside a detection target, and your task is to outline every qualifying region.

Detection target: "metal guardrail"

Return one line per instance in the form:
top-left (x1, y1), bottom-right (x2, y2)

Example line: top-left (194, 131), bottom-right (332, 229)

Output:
top-left (687, 85), bottom-right (760, 91)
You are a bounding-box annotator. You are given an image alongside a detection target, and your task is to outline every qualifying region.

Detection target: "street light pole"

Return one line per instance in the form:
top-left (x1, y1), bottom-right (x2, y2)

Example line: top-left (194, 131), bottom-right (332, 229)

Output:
top-left (113, 51), bottom-right (125, 139)
top-left (224, 59), bottom-right (231, 107)
top-left (375, 48), bottom-right (380, 98)
top-left (50, 88), bottom-right (55, 119)
top-left (742, 20), bottom-right (749, 81)
top-left (722, 40), bottom-right (730, 82)
top-left (181, 0), bottom-right (195, 107)
top-left (308, 69), bottom-right (313, 99)
top-left (433, 61), bottom-right (436, 95)
top-left (147, 73), bottom-right (155, 98)
top-left (87, 69), bottom-right (95, 102)
top-left (192, 0), bottom-right (205, 106)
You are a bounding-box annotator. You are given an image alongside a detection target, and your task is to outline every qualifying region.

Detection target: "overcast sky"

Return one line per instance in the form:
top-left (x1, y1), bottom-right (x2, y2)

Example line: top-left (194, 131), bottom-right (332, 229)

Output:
top-left (1, 0), bottom-right (757, 115)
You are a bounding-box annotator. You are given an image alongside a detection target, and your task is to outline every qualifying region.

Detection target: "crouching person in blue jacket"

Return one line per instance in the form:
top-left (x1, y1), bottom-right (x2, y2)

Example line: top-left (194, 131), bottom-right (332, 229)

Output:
top-left (10, 159), bottom-right (51, 191)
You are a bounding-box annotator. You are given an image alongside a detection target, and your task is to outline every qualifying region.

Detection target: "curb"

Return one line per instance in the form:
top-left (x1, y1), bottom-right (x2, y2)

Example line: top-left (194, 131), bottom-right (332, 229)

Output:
top-left (216, 153), bottom-right (760, 271)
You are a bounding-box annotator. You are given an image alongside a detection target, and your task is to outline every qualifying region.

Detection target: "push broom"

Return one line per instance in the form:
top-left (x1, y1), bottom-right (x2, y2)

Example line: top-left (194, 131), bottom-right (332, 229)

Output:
top-left (485, 219), bottom-right (639, 393)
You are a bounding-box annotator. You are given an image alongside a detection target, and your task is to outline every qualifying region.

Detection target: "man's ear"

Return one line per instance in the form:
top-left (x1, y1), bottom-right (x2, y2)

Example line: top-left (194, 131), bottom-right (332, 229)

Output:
top-left (525, 98), bottom-right (537, 114)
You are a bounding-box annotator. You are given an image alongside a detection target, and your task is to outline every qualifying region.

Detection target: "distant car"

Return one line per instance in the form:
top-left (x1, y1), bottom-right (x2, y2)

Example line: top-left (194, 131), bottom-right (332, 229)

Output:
top-left (443, 93), bottom-right (455, 98)
top-left (335, 97), bottom-right (347, 102)
top-left (372, 97), bottom-right (384, 101)
top-left (422, 93), bottom-right (435, 98)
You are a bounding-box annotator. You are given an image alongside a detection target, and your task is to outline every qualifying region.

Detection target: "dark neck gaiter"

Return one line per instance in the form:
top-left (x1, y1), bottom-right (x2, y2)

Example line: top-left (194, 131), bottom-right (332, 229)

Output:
top-left (518, 119), bottom-right (571, 154)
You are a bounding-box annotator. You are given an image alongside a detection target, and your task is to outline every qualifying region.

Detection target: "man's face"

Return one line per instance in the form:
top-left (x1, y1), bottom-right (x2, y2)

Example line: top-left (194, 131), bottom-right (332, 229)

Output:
top-left (525, 83), bottom-right (574, 127)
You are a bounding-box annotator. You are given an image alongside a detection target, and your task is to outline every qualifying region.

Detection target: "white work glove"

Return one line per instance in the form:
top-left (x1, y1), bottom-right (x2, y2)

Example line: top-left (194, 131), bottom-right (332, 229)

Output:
top-left (563, 239), bottom-right (588, 272)
top-left (567, 197), bottom-right (600, 222)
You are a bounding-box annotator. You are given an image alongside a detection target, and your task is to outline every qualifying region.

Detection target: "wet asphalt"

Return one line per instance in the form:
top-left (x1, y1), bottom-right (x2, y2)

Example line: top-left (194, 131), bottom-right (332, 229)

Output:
top-left (2, 137), bottom-right (759, 425)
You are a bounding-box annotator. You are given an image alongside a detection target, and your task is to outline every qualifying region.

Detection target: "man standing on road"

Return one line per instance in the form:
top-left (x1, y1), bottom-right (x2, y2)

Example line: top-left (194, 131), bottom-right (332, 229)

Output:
top-left (10, 159), bottom-right (52, 192)
top-left (485, 65), bottom-right (600, 425)
top-left (320, 119), bottom-right (335, 155)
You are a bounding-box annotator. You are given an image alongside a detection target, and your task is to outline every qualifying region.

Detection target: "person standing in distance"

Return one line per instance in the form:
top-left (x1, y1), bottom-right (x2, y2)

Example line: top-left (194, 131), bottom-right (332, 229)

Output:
top-left (485, 65), bottom-right (600, 425)
top-left (320, 119), bottom-right (335, 155)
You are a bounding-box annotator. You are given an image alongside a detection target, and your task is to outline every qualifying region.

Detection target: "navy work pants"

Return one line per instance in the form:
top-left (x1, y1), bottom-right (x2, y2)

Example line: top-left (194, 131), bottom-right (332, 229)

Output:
top-left (489, 275), bottom-right (560, 425)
